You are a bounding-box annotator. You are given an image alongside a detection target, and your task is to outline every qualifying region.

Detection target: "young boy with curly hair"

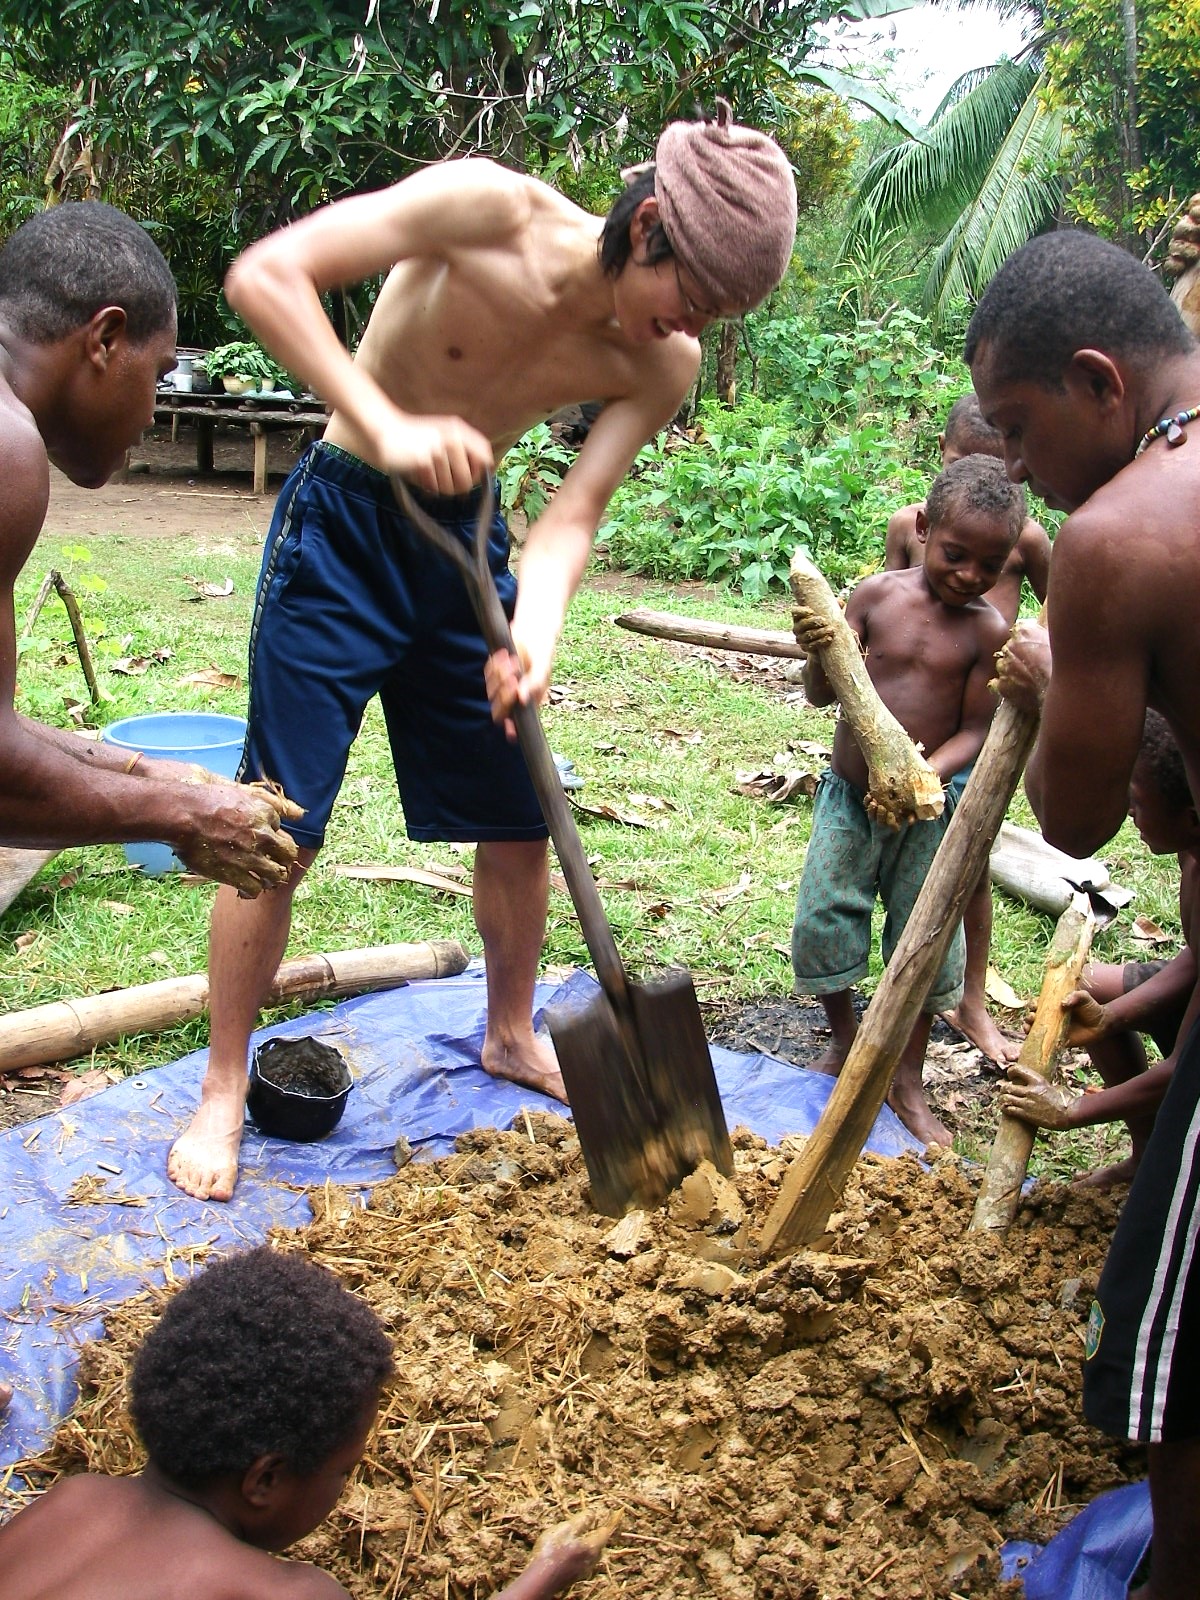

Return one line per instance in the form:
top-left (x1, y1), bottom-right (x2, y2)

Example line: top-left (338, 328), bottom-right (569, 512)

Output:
top-left (884, 390), bottom-right (1052, 1065)
top-left (0, 1247), bottom-right (613, 1599)
top-left (792, 454), bottom-right (1025, 1148)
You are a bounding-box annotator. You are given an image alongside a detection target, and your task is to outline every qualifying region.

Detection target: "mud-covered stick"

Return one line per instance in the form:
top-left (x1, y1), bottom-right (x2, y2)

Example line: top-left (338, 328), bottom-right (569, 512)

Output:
top-left (969, 892), bottom-right (1095, 1232)
top-left (789, 548), bottom-right (944, 828)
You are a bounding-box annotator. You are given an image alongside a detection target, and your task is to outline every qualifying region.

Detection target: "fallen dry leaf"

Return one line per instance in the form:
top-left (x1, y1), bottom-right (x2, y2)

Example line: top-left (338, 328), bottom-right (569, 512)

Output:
top-left (331, 863), bottom-right (473, 898)
top-left (100, 900), bottom-right (135, 916)
top-left (14, 930), bottom-right (38, 952)
top-left (183, 576), bottom-right (235, 601)
top-left (984, 967), bottom-right (1025, 1010)
top-left (59, 1068), bottom-right (118, 1108)
top-left (110, 656), bottom-right (152, 676)
top-left (1130, 914), bottom-right (1172, 945)
top-left (176, 667), bottom-right (241, 690)
top-left (735, 768), bottom-right (820, 804)
top-left (568, 798), bottom-right (652, 828)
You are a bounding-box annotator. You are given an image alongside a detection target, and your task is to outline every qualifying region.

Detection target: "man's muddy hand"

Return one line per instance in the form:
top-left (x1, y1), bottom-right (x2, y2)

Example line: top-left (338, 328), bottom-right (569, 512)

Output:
top-left (998, 1062), bottom-right (1078, 1130)
top-left (527, 1507), bottom-right (622, 1592)
top-left (173, 780), bottom-right (301, 895)
top-left (791, 605), bottom-right (836, 655)
top-left (992, 620), bottom-right (1050, 712)
top-left (1062, 988), bottom-right (1110, 1048)
top-left (384, 413), bottom-right (494, 498)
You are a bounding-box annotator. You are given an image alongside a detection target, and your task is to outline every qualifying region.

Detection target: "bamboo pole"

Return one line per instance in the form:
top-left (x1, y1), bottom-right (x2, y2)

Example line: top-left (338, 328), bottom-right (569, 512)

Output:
top-left (0, 939), bottom-right (469, 1074)
top-left (614, 608), bottom-right (807, 660)
top-left (789, 550), bottom-right (944, 827)
top-left (759, 695), bottom-right (1040, 1257)
top-left (970, 893), bottom-right (1095, 1231)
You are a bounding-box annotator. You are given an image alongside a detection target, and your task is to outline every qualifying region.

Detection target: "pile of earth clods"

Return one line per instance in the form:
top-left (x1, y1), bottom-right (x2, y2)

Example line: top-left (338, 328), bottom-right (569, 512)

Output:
top-left (17, 1119), bottom-right (1143, 1599)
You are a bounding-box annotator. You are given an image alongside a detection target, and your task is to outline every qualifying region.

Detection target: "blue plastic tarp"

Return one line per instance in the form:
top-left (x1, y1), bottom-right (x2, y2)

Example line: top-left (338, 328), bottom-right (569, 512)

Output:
top-left (1001, 1481), bottom-right (1152, 1598)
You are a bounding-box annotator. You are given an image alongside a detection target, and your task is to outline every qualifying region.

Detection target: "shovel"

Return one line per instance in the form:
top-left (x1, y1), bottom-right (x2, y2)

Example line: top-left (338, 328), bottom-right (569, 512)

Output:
top-left (395, 477), bottom-right (733, 1215)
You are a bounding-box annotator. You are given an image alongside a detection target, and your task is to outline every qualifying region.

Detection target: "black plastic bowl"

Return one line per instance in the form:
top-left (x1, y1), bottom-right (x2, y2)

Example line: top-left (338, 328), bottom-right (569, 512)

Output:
top-left (246, 1036), bottom-right (352, 1143)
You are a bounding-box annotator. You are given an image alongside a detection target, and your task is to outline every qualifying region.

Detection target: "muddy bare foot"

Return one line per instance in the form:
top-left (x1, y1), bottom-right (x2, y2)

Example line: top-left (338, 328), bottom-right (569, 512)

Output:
top-left (1072, 1155), bottom-right (1139, 1192)
top-left (482, 1032), bottom-right (567, 1104)
top-left (887, 1084), bottom-right (953, 1149)
top-left (941, 1000), bottom-right (1021, 1065)
top-left (167, 1093), bottom-right (246, 1201)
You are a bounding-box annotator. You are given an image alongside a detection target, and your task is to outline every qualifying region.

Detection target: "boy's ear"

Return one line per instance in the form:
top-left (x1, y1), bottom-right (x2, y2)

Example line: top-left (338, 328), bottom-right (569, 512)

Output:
top-left (914, 507), bottom-right (929, 541)
top-left (629, 195), bottom-right (662, 255)
top-left (1064, 348), bottom-right (1125, 413)
top-left (82, 306), bottom-right (129, 372)
top-left (241, 1452), bottom-right (288, 1508)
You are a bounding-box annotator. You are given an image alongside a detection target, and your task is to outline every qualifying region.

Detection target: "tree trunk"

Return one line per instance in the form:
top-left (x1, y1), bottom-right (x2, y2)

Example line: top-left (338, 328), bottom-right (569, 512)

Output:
top-left (615, 608), bottom-right (807, 659)
top-left (789, 549), bottom-right (944, 827)
top-left (715, 321), bottom-right (739, 406)
top-left (970, 894), bottom-right (1095, 1231)
top-left (759, 695), bottom-right (1039, 1256)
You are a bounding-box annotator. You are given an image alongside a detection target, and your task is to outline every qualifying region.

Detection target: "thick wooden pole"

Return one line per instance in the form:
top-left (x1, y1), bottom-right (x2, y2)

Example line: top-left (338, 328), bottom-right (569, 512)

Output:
top-left (759, 696), bottom-right (1040, 1256)
top-left (970, 893), bottom-right (1095, 1231)
top-left (614, 608), bottom-right (807, 660)
top-left (789, 550), bottom-right (944, 827)
top-left (0, 940), bottom-right (469, 1074)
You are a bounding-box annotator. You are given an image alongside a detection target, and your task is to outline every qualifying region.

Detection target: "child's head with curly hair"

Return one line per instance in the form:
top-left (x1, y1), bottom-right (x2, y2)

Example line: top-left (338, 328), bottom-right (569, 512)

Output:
top-left (130, 1244), bottom-right (393, 1546)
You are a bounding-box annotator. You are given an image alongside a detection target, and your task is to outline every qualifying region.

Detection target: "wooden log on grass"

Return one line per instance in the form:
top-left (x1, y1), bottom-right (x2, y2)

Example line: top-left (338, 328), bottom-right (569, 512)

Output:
top-left (969, 892), bottom-right (1096, 1232)
top-left (788, 549), bottom-right (944, 828)
top-left (614, 608), bottom-right (808, 660)
top-left (759, 694), bottom-right (1040, 1257)
top-left (0, 939), bottom-right (469, 1074)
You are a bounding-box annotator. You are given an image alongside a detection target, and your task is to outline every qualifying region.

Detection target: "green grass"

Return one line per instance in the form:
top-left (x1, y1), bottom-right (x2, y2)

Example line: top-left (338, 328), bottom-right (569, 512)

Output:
top-left (8, 527), bottom-right (1185, 1181)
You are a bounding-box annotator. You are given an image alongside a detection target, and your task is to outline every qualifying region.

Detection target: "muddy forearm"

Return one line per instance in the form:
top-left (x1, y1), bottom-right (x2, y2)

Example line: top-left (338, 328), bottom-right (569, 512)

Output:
top-left (1099, 952), bottom-right (1195, 1033)
top-left (1070, 1061), bottom-right (1174, 1127)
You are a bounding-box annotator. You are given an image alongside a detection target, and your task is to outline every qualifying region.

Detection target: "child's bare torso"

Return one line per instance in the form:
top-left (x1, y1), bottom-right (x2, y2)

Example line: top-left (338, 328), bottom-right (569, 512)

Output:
top-left (0, 1475), bottom-right (338, 1600)
top-left (831, 567), bottom-right (1001, 791)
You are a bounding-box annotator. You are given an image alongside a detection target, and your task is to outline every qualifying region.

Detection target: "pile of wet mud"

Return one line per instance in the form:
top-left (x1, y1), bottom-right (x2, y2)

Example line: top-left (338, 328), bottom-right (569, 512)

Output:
top-left (19, 1118), bottom-right (1141, 1598)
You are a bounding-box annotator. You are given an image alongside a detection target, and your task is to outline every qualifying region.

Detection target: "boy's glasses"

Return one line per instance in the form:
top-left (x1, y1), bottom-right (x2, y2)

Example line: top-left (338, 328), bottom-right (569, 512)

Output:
top-left (673, 258), bottom-right (740, 326)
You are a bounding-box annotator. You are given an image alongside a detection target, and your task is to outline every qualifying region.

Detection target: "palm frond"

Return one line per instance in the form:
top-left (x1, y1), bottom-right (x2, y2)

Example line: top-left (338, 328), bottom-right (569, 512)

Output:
top-left (848, 58), bottom-right (1041, 237)
top-left (925, 86), bottom-right (1065, 322)
top-left (795, 64), bottom-right (922, 135)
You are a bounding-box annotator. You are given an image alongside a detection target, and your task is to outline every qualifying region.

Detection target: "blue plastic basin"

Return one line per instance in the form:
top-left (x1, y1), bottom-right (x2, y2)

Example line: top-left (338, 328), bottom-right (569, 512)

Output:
top-left (100, 712), bottom-right (247, 875)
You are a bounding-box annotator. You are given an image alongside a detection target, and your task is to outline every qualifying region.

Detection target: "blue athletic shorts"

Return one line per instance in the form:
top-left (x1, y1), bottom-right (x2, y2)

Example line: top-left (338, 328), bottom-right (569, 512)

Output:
top-left (238, 441), bottom-right (547, 849)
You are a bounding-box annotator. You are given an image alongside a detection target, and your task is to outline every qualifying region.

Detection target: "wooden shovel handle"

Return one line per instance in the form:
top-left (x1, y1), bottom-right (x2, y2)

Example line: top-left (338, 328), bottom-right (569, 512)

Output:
top-left (393, 479), bottom-right (630, 1004)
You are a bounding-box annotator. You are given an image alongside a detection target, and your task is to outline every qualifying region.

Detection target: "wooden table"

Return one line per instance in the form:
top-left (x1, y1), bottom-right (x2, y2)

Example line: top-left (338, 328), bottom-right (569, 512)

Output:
top-left (152, 390), bottom-right (329, 494)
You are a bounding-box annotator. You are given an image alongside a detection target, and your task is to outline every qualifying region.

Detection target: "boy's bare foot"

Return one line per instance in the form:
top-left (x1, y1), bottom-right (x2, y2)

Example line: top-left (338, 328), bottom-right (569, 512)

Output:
top-left (941, 999), bottom-right (1021, 1064)
top-left (482, 1031), bottom-right (567, 1103)
top-left (0, 1376), bottom-right (12, 1416)
top-left (808, 1042), bottom-right (849, 1077)
top-left (1072, 1155), bottom-right (1139, 1191)
top-left (887, 1083), bottom-right (953, 1149)
top-left (167, 1091), bottom-right (246, 1201)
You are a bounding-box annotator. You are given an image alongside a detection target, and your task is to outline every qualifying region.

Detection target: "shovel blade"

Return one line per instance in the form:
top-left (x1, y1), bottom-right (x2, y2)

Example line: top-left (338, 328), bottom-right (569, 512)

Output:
top-left (547, 970), bottom-right (732, 1217)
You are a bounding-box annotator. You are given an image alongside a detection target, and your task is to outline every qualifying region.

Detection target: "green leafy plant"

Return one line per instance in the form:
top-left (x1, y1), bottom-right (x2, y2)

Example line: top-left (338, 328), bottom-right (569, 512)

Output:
top-left (497, 423), bottom-right (575, 524)
top-left (204, 340), bottom-right (288, 388)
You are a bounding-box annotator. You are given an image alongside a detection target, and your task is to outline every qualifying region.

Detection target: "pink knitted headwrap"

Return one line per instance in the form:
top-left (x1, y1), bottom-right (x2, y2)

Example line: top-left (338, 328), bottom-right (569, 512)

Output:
top-left (653, 99), bottom-right (797, 311)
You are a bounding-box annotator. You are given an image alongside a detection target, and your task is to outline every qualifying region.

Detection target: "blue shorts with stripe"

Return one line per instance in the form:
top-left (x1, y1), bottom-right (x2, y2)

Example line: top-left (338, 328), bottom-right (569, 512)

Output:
top-left (1083, 1016), bottom-right (1200, 1443)
top-left (238, 441), bottom-right (547, 849)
